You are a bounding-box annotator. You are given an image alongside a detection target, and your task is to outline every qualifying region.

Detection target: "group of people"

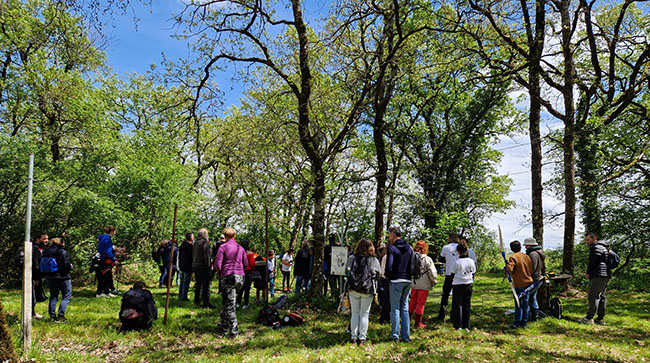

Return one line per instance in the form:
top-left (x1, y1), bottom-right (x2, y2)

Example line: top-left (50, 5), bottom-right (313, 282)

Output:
top-left (23, 223), bottom-right (615, 340)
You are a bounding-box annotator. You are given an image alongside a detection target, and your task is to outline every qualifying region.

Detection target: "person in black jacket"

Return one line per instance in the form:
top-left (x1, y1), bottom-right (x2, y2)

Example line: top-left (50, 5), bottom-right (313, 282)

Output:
top-left (120, 281), bottom-right (158, 331)
top-left (578, 232), bottom-right (610, 325)
top-left (385, 227), bottom-right (413, 343)
top-left (41, 237), bottom-right (73, 323)
top-left (293, 241), bottom-right (312, 294)
top-left (178, 233), bottom-right (194, 301)
top-left (32, 232), bottom-right (49, 319)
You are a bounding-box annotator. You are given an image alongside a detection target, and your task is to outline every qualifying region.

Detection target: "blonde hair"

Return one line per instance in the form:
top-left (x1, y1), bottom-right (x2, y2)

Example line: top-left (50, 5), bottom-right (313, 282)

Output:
top-left (222, 227), bottom-right (236, 239)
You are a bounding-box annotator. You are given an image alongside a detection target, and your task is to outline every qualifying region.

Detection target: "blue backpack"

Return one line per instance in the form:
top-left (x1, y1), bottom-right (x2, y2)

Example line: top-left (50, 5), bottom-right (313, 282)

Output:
top-left (40, 256), bottom-right (58, 273)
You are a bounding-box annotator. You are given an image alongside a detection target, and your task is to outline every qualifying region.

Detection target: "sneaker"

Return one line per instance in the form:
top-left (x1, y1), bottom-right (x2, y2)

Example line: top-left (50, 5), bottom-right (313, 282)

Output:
top-left (96, 294), bottom-right (108, 298)
top-left (50, 316), bottom-right (58, 322)
top-left (107, 293), bottom-right (116, 298)
top-left (109, 290), bottom-right (120, 295)
top-left (506, 324), bottom-right (520, 329)
top-left (242, 304), bottom-right (249, 309)
top-left (594, 319), bottom-right (606, 325)
top-left (578, 317), bottom-right (594, 324)
top-left (357, 339), bottom-right (366, 346)
top-left (33, 313), bottom-right (43, 319)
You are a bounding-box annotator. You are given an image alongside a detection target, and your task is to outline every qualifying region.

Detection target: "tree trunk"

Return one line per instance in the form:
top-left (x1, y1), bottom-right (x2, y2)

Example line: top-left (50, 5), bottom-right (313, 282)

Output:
top-left (575, 96), bottom-right (602, 237)
top-left (308, 166), bottom-right (326, 298)
top-left (373, 121), bottom-right (388, 247)
top-left (560, 0), bottom-right (577, 274)
top-left (289, 185), bottom-right (309, 251)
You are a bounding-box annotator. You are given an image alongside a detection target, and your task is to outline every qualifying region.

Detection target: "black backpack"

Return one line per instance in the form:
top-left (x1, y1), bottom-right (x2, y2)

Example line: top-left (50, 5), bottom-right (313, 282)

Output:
top-left (281, 313), bottom-right (305, 327)
top-left (410, 249), bottom-right (426, 280)
top-left (549, 297), bottom-right (562, 319)
top-left (258, 305), bottom-right (280, 326)
top-left (606, 250), bottom-right (620, 270)
top-left (348, 255), bottom-right (374, 294)
top-left (90, 253), bottom-right (101, 273)
top-left (14, 249), bottom-right (25, 269)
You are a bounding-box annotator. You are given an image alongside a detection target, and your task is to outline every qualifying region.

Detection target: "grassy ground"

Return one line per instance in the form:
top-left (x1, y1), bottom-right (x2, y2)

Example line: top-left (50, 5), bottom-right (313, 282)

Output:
top-left (2, 272), bottom-right (649, 362)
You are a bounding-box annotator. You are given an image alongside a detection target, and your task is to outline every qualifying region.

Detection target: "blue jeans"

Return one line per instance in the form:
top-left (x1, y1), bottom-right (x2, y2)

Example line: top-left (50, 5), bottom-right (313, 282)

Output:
top-left (514, 285), bottom-right (531, 327)
top-left (295, 275), bottom-right (310, 293)
top-left (389, 281), bottom-right (411, 341)
top-left (269, 275), bottom-right (275, 297)
top-left (48, 279), bottom-right (72, 318)
top-left (160, 266), bottom-right (176, 286)
top-left (178, 270), bottom-right (192, 300)
top-left (528, 281), bottom-right (542, 310)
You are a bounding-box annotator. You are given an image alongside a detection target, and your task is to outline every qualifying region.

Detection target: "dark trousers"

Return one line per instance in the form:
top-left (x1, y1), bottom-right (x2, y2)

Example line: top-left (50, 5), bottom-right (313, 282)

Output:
top-left (237, 270), bottom-right (252, 306)
top-left (281, 270), bottom-right (291, 290)
top-left (586, 277), bottom-right (609, 320)
top-left (96, 268), bottom-right (113, 295)
top-left (194, 268), bottom-right (212, 306)
top-left (438, 273), bottom-right (455, 319)
top-left (451, 283), bottom-right (473, 329)
top-left (378, 278), bottom-right (391, 323)
top-left (326, 275), bottom-right (339, 296)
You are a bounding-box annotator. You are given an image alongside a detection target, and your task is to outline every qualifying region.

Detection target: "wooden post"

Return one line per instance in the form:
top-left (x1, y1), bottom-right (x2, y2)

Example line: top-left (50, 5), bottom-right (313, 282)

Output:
top-left (163, 205), bottom-right (178, 325)
top-left (22, 154), bottom-right (34, 355)
top-left (264, 206), bottom-right (270, 304)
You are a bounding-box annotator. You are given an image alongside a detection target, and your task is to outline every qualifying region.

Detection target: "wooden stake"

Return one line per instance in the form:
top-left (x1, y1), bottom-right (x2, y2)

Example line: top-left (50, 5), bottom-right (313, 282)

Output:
top-left (163, 204), bottom-right (178, 325)
top-left (22, 154), bottom-right (34, 355)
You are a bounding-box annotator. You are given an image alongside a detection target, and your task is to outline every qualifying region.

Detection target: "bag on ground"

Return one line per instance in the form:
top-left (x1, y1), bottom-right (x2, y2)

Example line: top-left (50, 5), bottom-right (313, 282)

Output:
top-left (338, 291), bottom-right (350, 315)
top-left (281, 313), bottom-right (305, 327)
top-left (40, 256), bottom-right (58, 273)
top-left (258, 305), bottom-right (280, 326)
top-left (549, 297), bottom-right (562, 319)
top-left (272, 295), bottom-right (288, 310)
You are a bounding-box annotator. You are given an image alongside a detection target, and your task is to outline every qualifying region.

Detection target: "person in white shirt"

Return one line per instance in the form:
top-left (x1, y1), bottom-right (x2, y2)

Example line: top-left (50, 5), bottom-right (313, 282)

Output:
top-left (438, 233), bottom-right (459, 321)
top-left (460, 236), bottom-right (477, 264)
top-left (281, 249), bottom-right (294, 292)
top-left (451, 240), bottom-right (476, 330)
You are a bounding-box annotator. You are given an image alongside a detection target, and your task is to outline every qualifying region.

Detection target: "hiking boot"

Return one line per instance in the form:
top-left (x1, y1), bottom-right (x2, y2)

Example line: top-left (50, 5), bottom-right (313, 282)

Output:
top-left (50, 316), bottom-right (58, 323)
top-left (594, 319), bottom-right (606, 325)
top-left (357, 339), bottom-right (366, 346)
top-left (578, 317), bottom-right (593, 324)
top-left (57, 316), bottom-right (68, 323)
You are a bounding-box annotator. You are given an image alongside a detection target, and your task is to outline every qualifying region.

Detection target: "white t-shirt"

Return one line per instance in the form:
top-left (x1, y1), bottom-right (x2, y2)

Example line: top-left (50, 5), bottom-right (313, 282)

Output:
top-left (451, 257), bottom-right (476, 285)
top-left (281, 253), bottom-right (293, 272)
top-left (440, 242), bottom-right (459, 276)
top-left (268, 257), bottom-right (276, 272)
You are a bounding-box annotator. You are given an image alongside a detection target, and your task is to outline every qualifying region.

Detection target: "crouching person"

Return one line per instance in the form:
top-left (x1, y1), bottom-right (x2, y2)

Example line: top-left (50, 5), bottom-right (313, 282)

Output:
top-left (119, 281), bottom-right (158, 331)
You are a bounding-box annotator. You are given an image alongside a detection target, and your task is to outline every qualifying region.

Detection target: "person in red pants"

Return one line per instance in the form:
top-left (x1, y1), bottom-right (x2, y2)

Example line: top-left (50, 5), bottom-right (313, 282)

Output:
top-left (409, 240), bottom-right (438, 328)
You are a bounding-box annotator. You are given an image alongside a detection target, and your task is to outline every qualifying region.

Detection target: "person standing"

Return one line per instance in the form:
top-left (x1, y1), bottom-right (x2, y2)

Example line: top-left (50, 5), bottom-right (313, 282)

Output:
top-left (294, 241), bottom-right (312, 294)
top-left (324, 234), bottom-right (340, 297)
top-left (42, 237), bottom-right (73, 323)
top-left (409, 240), bottom-right (437, 329)
top-left (214, 227), bottom-right (248, 338)
top-left (193, 228), bottom-right (214, 309)
top-left (578, 233), bottom-right (610, 325)
top-left (506, 240), bottom-right (533, 329)
top-left (160, 240), bottom-right (178, 287)
top-left (386, 227), bottom-right (413, 343)
top-left (451, 240), bottom-right (476, 331)
top-left (31, 232), bottom-right (49, 319)
top-left (178, 233), bottom-right (194, 301)
top-left (97, 226), bottom-right (118, 298)
top-left (267, 250), bottom-right (276, 298)
top-left (346, 238), bottom-right (380, 345)
top-left (460, 236), bottom-right (477, 265)
top-left (438, 233), bottom-right (460, 321)
top-left (236, 240), bottom-right (255, 309)
top-left (377, 244), bottom-right (391, 325)
top-left (281, 248), bottom-right (294, 292)
top-left (524, 237), bottom-right (546, 321)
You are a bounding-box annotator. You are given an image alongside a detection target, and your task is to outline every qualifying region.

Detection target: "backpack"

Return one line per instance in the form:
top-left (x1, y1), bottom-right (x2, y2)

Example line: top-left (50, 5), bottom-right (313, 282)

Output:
top-left (40, 256), bottom-right (58, 274)
top-left (348, 256), bottom-right (374, 294)
top-left (549, 297), bottom-right (562, 319)
top-left (410, 249), bottom-right (426, 280)
top-left (14, 249), bottom-right (25, 269)
top-left (606, 250), bottom-right (620, 270)
top-left (272, 295), bottom-right (288, 310)
top-left (258, 305), bottom-right (280, 326)
top-left (281, 313), bottom-right (305, 327)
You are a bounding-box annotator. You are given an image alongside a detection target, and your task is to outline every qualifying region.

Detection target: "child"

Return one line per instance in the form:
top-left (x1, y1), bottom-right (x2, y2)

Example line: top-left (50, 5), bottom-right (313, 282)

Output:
top-left (451, 239), bottom-right (476, 331)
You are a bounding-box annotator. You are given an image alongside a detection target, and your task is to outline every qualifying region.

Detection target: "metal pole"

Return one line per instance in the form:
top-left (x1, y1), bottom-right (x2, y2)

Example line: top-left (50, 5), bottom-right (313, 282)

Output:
top-left (163, 205), bottom-right (178, 325)
top-left (22, 154), bottom-right (34, 355)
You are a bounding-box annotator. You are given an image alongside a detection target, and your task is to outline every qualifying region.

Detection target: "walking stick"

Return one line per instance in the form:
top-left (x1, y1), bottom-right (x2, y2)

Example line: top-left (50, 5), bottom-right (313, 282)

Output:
top-left (163, 205), bottom-right (178, 325)
top-left (499, 225), bottom-right (520, 308)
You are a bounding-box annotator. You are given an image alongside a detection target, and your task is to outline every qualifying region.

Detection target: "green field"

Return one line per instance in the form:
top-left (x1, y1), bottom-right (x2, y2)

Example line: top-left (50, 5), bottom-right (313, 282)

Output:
top-left (2, 273), bottom-right (649, 362)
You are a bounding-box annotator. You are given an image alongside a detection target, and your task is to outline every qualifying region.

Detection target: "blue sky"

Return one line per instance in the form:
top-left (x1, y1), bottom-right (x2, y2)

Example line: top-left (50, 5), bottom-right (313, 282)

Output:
top-left (104, 1), bottom-right (572, 250)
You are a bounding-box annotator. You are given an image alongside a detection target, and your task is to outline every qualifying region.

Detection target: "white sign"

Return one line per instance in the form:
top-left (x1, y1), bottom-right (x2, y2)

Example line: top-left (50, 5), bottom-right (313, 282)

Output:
top-left (330, 246), bottom-right (348, 276)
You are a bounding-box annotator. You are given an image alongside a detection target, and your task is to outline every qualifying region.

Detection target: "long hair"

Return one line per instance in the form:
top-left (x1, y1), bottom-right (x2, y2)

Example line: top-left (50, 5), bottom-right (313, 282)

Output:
top-left (414, 240), bottom-right (428, 255)
top-left (354, 238), bottom-right (375, 257)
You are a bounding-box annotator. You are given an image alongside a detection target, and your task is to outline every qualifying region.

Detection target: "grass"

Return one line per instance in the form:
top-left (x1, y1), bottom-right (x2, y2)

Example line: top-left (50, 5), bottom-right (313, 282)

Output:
top-left (2, 272), bottom-right (649, 362)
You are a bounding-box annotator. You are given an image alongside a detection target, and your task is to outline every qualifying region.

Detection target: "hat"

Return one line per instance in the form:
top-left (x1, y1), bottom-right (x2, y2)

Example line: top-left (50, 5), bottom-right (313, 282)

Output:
top-left (523, 237), bottom-right (538, 246)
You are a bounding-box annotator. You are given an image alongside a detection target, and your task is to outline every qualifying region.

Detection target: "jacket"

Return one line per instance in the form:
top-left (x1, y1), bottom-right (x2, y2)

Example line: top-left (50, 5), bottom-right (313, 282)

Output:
top-left (506, 252), bottom-right (533, 288)
top-left (294, 246), bottom-right (312, 277)
top-left (192, 236), bottom-right (211, 271)
top-left (162, 243), bottom-right (178, 269)
top-left (120, 288), bottom-right (157, 321)
top-left (411, 253), bottom-right (438, 290)
top-left (178, 241), bottom-right (193, 273)
top-left (32, 242), bottom-right (44, 280)
top-left (587, 241), bottom-right (610, 278)
top-left (97, 234), bottom-right (115, 262)
top-left (41, 244), bottom-right (72, 280)
top-left (526, 246), bottom-right (546, 281)
top-left (214, 239), bottom-right (248, 277)
top-left (385, 239), bottom-right (413, 281)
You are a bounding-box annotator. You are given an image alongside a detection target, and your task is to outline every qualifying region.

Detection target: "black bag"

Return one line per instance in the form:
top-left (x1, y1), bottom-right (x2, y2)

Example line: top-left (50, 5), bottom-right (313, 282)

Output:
top-left (90, 253), bottom-right (101, 273)
top-left (14, 249), bottom-right (24, 269)
top-left (251, 270), bottom-right (262, 281)
top-left (35, 285), bottom-right (48, 302)
top-left (606, 250), bottom-right (620, 270)
top-left (410, 249), bottom-right (425, 280)
top-left (272, 295), bottom-right (288, 310)
top-left (348, 256), bottom-right (373, 294)
top-left (549, 297), bottom-right (562, 319)
top-left (258, 305), bottom-right (280, 326)
top-left (281, 313), bottom-right (305, 327)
